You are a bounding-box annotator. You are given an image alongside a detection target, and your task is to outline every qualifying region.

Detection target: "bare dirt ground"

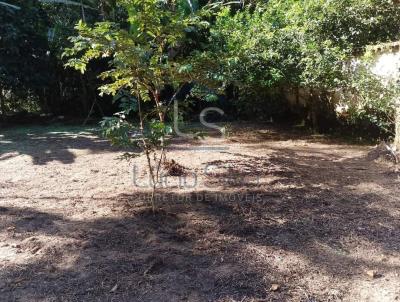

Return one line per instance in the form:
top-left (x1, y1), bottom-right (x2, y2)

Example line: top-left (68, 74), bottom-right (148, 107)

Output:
top-left (0, 124), bottom-right (399, 302)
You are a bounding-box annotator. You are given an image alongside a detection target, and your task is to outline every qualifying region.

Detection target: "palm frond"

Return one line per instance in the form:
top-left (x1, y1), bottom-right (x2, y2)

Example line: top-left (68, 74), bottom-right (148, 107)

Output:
top-left (39, 0), bottom-right (97, 10)
top-left (0, 1), bottom-right (21, 10)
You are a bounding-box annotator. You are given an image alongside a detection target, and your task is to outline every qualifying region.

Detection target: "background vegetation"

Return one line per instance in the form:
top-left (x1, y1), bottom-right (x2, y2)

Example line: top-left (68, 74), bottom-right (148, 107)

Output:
top-left (1, 0), bottom-right (400, 141)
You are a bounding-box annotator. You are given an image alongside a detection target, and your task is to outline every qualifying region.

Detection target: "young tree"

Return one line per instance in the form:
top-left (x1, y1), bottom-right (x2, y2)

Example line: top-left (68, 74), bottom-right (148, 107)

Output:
top-left (64, 0), bottom-right (205, 210)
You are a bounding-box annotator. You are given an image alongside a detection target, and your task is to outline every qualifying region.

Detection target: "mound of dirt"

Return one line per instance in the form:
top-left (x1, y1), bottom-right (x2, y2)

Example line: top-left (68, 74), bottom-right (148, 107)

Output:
top-left (367, 142), bottom-right (399, 163)
top-left (163, 159), bottom-right (187, 176)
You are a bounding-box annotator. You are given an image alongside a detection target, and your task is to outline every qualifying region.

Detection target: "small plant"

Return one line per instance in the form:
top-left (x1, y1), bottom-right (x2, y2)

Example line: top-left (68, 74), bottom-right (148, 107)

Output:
top-left (220, 122), bottom-right (233, 138)
top-left (99, 93), bottom-right (172, 211)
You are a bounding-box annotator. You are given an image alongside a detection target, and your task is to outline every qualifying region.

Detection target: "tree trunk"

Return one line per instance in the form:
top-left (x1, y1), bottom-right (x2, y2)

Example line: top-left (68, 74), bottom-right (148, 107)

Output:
top-left (0, 91), bottom-right (6, 122)
top-left (80, 75), bottom-right (89, 116)
top-left (309, 89), bottom-right (319, 133)
top-left (394, 102), bottom-right (400, 151)
top-left (153, 90), bottom-right (165, 122)
top-left (153, 89), bottom-right (166, 164)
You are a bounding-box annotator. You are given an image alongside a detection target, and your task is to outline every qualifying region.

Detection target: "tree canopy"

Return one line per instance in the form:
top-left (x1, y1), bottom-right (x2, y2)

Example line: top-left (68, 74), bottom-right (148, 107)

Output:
top-left (1, 0), bottom-right (400, 138)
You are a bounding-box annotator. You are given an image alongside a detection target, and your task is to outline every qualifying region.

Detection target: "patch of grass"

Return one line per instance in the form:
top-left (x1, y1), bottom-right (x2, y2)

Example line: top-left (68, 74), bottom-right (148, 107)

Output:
top-left (0, 123), bottom-right (100, 138)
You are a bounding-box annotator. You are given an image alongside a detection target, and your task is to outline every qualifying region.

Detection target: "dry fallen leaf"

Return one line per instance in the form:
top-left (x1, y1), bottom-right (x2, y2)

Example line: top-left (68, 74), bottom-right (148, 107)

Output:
top-left (270, 284), bottom-right (280, 291)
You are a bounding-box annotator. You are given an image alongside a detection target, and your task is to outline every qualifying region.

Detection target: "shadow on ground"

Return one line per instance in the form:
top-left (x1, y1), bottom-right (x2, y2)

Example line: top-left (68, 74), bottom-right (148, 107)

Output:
top-left (1, 128), bottom-right (399, 301)
top-left (0, 125), bottom-right (133, 165)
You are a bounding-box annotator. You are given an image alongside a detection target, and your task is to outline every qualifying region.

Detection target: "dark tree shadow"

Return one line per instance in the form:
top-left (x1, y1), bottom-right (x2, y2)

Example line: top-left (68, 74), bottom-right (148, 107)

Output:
top-left (1, 128), bottom-right (399, 301)
top-left (1, 169), bottom-right (400, 301)
top-left (0, 125), bottom-right (136, 165)
top-left (0, 205), bottom-right (274, 301)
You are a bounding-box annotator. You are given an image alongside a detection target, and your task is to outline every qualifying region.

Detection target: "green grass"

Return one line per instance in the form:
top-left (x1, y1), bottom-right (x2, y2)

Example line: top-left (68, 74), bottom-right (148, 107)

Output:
top-left (0, 123), bottom-right (100, 138)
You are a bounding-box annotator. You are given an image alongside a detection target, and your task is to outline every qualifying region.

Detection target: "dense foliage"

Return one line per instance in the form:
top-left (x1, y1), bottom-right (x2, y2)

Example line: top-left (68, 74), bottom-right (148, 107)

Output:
top-left (1, 0), bottom-right (400, 139)
top-left (0, 1), bottom-right (50, 115)
top-left (192, 0), bottom-right (400, 130)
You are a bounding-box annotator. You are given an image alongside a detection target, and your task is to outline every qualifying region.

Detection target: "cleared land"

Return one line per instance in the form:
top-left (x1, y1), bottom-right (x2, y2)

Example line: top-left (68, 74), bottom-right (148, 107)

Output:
top-left (0, 124), bottom-right (399, 301)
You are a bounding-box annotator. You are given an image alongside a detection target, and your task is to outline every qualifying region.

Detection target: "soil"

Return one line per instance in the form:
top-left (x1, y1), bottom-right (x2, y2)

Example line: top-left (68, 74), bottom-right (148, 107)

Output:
top-left (0, 124), bottom-right (399, 302)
